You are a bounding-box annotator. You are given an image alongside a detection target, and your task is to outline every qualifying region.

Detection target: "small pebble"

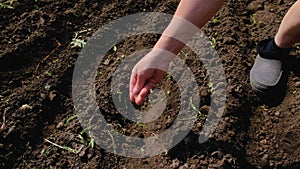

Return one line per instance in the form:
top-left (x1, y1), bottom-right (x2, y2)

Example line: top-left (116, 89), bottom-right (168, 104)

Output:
top-left (295, 81), bottom-right (300, 88)
top-left (56, 122), bottom-right (64, 129)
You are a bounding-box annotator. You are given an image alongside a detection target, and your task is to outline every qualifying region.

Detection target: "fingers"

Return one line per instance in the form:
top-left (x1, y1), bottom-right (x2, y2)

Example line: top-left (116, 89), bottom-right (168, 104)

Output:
top-left (129, 74), bottom-right (137, 102)
top-left (134, 81), bottom-right (156, 105)
top-left (129, 70), bottom-right (156, 105)
top-left (129, 71), bottom-right (146, 104)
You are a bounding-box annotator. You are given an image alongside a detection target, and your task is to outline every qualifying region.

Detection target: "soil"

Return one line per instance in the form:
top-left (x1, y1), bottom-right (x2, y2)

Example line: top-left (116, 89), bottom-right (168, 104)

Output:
top-left (0, 0), bottom-right (300, 168)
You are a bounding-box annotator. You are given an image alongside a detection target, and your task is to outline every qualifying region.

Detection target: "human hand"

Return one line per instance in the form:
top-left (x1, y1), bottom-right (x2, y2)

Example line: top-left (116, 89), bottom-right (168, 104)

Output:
top-left (129, 48), bottom-right (175, 105)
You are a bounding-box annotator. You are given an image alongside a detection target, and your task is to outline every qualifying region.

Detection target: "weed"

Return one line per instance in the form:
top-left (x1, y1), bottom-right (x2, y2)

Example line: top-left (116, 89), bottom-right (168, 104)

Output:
top-left (52, 59), bottom-right (59, 63)
top-left (78, 134), bottom-right (87, 145)
top-left (97, 70), bottom-right (103, 75)
top-left (211, 37), bottom-right (216, 48)
top-left (107, 130), bottom-right (116, 154)
top-left (44, 70), bottom-right (52, 76)
top-left (292, 88), bottom-right (297, 95)
top-left (161, 90), bottom-right (171, 101)
top-left (78, 130), bottom-right (95, 149)
top-left (180, 51), bottom-right (189, 58)
top-left (116, 91), bottom-right (122, 102)
top-left (40, 145), bottom-right (53, 156)
top-left (70, 32), bottom-right (86, 48)
top-left (65, 114), bottom-right (77, 126)
top-left (44, 139), bottom-right (81, 154)
top-left (89, 133), bottom-right (95, 148)
top-left (44, 84), bottom-right (51, 92)
top-left (113, 45), bottom-right (117, 52)
top-left (136, 122), bottom-right (148, 129)
top-left (0, 0), bottom-right (15, 9)
top-left (25, 70), bottom-right (31, 74)
top-left (23, 158), bottom-right (35, 169)
top-left (208, 82), bottom-right (215, 94)
top-left (189, 96), bottom-right (203, 117)
top-left (250, 14), bottom-right (257, 26)
top-left (211, 17), bottom-right (219, 24)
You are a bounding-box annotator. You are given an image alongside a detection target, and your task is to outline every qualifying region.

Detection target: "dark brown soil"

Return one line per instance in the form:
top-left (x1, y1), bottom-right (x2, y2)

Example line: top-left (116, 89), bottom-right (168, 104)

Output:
top-left (0, 0), bottom-right (300, 168)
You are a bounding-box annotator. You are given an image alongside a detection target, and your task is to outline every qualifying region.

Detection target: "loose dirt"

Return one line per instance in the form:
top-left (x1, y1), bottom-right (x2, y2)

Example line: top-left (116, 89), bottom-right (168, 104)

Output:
top-left (0, 0), bottom-right (299, 168)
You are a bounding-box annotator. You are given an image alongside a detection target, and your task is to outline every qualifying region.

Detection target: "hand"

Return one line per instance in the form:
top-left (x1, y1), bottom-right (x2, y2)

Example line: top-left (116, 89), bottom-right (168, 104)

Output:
top-left (129, 49), bottom-right (174, 105)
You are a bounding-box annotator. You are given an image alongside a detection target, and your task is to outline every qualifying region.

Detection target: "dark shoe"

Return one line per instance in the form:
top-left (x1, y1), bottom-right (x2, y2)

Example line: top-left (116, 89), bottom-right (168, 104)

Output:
top-left (250, 39), bottom-right (290, 106)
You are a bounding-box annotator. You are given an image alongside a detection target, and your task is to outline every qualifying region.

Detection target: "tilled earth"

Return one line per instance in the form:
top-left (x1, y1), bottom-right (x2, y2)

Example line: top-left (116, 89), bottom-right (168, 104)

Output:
top-left (0, 0), bottom-right (300, 168)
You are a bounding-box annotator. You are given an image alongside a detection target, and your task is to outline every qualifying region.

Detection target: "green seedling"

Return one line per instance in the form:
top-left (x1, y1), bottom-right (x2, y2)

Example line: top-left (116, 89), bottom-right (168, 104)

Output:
top-left (292, 89), bottom-right (297, 95)
top-left (70, 32), bottom-right (86, 48)
top-left (66, 114), bottom-right (77, 126)
top-left (25, 70), bottom-right (31, 74)
top-left (161, 90), bottom-right (171, 102)
top-left (211, 17), bottom-right (219, 24)
top-left (189, 96), bottom-right (203, 117)
top-left (96, 70), bottom-right (103, 75)
top-left (44, 139), bottom-right (80, 154)
top-left (250, 14), bottom-right (257, 26)
top-left (44, 84), bottom-right (51, 92)
top-left (44, 70), bottom-right (52, 76)
top-left (40, 145), bottom-right (53, 156)
top-left (78, 130), bottom-right (95, 148)
top-left (164, 149), bottom-right (168, 156)
top-left (113, 45), bottom-right (117, 52)
top-left (180, 51), bottom-right (189, 58)
top-left (208, 82), bottom-right (215, 94)
top-left (116, 91), bottom-right (122, 102)
top-left (52, 59), bottom-right (59, 63)
top-left (0, 0), bottom-right (14, 9)
top-left (211, 37), bottom-right (216, 48)
top-left (107, 130), bottom-right (116, 154)
top-left (78, 134), bottom-right (87, 145)
top-left (136, 122), bottom-right (148, 129)
top-left (23, 158), bottom-right (35, 169)
top-left (89, 133), bottom-right (95, 148)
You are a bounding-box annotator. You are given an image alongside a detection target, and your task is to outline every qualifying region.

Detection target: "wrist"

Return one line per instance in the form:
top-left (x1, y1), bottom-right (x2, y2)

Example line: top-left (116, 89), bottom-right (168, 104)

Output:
top-left (153, 35), bottom-right (185, 54)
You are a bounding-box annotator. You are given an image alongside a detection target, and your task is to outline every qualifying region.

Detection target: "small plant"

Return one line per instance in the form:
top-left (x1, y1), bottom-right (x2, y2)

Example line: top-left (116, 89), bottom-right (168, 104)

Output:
top-left (78, 130), bottom-right (95, 148)
top-left (189, 96), bottom-right (203, 117)
top-left (44, 139), bottom-right (81, 154)
top-left (161, 90), bottom-right (171, 101)
top-left (250, 14), bottom-right (257, 26)
top-left (44, 70), bottom-right (52, 76)
top-left (44, 84), bottom-right (51, 92)
top-left (70, 32), bottom-right (86, 48)
top-left (292, 88), bottom-right (297, 95)
top-left (0, 0), bottom-right (15, 9)
top-left (180, 51), bottom-right (189, 58)
top-left (208, 82), bottom-right (215, 94)
top-left (136, 122), bottom-right (148, 129)
top-left (40, 145), bottom-right (53, 156)
top-left (211, 37), bottom-right (216, 48)
top-left (65, 114), bottom-right (77, 126)
top-left (113, 45), bottom-right (117, 52)
top-left (211, 17), bottom-right (219, 24)
top-left (89, 134), bottom-right (95, 148)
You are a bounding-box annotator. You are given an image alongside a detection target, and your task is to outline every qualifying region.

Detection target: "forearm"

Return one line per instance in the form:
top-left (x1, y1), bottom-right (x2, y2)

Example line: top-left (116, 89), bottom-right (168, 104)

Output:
top-left (154, 0), bottom-right (226, 54)
top-left (275, 0), bottom-right (300, 49)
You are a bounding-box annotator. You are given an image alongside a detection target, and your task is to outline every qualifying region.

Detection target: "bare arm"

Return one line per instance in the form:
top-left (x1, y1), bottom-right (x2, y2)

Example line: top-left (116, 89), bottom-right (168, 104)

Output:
top-left (130, 0), bottom-right (226, 105)
top-left (275, 0), bottom-right (300, 48)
